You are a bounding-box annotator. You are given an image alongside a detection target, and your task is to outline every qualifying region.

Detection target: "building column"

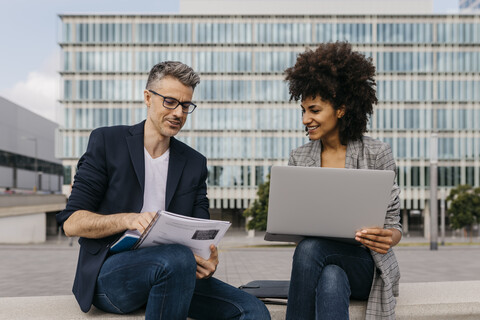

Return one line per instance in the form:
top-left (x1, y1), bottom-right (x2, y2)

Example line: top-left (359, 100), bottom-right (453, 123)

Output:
top-left (402, 208), bottom-right (409, 236)
top-left (424, 200), bottom-right (430, 240)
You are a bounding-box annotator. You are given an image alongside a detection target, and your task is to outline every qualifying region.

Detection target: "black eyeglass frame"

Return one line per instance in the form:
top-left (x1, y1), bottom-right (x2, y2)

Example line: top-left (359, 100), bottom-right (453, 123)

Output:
top-left (148, 89), bottom-right (197, 114)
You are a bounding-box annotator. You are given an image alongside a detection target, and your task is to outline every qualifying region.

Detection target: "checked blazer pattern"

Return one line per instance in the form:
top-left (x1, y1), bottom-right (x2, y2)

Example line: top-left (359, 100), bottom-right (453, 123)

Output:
top-left (288, 136), bottom-right (402, 320)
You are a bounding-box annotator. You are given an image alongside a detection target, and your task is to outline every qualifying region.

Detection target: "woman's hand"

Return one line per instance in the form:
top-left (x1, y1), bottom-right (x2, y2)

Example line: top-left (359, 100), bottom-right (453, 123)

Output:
top-left (355, 228), bottom-right (401, 254)
top-left (194, 244), bottom-right (219, 279)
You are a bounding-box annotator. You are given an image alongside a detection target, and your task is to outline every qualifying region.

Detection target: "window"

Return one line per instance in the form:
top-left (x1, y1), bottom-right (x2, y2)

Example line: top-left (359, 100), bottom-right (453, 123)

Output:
top-left (317, 23), bottom-right (372, 43)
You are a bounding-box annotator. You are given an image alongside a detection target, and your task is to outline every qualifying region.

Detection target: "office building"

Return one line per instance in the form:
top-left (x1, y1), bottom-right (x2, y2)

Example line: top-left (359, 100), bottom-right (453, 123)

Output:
top-left (0, 97), bottom-right (63, 193)
top-left (57, 6), bottom-right (480, 232)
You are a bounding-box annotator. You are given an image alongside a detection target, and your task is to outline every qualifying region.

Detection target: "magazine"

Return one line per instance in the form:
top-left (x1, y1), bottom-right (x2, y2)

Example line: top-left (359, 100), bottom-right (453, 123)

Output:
top-left (109, 210), bottom-right (231, 259)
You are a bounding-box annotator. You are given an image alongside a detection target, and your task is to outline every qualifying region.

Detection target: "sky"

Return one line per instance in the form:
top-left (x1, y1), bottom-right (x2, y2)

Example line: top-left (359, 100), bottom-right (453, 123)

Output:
top-left (0, 0), bottom-right (460, 124)
top-left (0, 0), bottom-right (179, 124)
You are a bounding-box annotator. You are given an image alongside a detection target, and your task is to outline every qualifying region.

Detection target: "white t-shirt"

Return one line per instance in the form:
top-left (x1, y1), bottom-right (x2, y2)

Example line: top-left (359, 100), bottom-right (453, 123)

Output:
top-left (140, 147), bottom-right (170, 213)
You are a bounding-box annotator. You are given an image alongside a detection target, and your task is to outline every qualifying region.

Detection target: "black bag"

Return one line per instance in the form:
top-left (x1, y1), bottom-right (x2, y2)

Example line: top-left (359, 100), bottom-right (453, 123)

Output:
top-left (239, 280), bottom-right (290, 304)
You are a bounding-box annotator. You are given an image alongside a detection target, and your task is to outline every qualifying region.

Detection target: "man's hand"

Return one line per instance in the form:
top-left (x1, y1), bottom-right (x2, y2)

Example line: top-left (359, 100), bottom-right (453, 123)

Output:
top-left (194, 244), bottom-right (219, 279)
top-left (123, 211), bottom-right (157, 234)
top-left (64, 210), bottom-right (158, 238)
top-left (355, 228), bottom-right (400, 254)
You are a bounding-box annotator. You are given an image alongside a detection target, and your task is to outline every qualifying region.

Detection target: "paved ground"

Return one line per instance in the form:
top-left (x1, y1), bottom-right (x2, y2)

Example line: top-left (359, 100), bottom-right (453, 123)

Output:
top-left (1, 231), bottom-right (480, 297)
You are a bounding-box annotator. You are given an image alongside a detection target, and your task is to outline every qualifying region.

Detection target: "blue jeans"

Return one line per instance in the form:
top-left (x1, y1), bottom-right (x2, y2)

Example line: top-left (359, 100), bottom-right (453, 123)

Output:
top-left (93, 244), bottom-right (270, 320)
top-left (286, 238), bottom-right (374, 320)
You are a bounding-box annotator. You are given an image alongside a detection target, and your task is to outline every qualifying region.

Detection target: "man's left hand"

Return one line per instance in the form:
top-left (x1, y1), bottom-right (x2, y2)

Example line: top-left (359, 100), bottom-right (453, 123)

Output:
top-left (194, 244), bottom-right (219, 279)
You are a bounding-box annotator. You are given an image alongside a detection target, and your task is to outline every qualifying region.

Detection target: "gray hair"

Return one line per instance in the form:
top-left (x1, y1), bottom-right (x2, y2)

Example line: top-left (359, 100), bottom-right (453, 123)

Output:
top-left (145, 61), bottom-right (200, 90)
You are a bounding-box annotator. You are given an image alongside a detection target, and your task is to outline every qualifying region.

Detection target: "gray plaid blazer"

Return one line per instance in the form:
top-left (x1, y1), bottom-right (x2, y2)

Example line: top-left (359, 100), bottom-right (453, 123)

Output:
top-left (288, 136), bottom-right (402, 320)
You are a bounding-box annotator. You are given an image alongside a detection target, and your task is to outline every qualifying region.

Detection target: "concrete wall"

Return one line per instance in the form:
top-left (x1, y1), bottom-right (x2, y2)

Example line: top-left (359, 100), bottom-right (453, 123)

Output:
top-left (3, 169), bottom-right (63, 192)
top-left (16, 169), bottom-right (36, 190)
top-left (0, 194), bottom-right (66, 243)
top-left (39, 173), bottom-right (62, 192)
top-left (0, 166), bottom-right (13, 188)
top-left (0, 213), bottom-right (46, 243)
top-left (180, 0), bottom-right (434, 14)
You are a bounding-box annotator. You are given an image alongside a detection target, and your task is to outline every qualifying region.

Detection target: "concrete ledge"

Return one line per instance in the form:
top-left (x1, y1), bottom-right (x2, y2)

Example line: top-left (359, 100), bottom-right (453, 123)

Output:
top-left (394, 281), bottom-right (480, 320)
top-left (1, 281), bottom-right (480, 319)
top-left (0, 194), bottom-right (66, 213)
top-left (0, 203), bottom-right (65, 218)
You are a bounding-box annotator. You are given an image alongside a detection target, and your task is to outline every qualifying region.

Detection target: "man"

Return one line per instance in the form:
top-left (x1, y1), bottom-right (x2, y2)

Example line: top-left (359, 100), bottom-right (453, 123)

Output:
top-left (57, 61), bottom-right (270, 320)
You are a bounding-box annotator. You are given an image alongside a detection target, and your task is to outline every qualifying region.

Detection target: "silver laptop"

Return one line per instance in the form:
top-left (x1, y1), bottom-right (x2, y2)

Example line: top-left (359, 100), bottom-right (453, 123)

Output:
top-left (265, 166), bottom-right (395, 244)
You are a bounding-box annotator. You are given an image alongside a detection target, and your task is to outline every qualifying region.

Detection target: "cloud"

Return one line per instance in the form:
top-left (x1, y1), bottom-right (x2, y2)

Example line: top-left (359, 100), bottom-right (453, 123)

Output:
top-left (0, 53), bottom-right (61, 124)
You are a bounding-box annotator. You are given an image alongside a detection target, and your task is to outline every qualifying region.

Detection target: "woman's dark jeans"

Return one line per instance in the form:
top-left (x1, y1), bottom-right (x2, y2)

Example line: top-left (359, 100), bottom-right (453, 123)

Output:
top-left (286, 238), bottom-right (374, 320)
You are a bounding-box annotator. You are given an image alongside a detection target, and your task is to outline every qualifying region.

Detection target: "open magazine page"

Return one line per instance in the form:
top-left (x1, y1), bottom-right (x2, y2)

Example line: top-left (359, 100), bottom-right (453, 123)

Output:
top-left (136, 210), bottom-right (231, 259)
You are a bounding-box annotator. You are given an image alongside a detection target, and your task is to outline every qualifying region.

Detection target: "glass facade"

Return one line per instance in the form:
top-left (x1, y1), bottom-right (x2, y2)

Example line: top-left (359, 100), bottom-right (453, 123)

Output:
top-left (58, 14), bottom-right (480, 211)
top-left (196, 23), bottom-right (252, 43)
top-left (0, 149), bottom-right (63, 176)
top-left (317, 23), bottom-right (373, 43)
top-left (75, 23), bottom-right (132, 43)
top-left (376, 52), bottom-right (433, 72)
top-left (75, 51), bottom-right (132, 72)
top-left (136, 23), bottom-right (191, 43)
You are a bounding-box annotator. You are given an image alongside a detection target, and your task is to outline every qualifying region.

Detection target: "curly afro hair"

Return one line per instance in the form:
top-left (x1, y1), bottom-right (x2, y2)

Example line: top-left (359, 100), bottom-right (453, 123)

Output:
top-left (285, 42), bottom-right (377, 145)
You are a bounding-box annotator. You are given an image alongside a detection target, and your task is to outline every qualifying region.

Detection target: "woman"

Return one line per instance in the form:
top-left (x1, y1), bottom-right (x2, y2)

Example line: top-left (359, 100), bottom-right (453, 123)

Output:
top-left (284, 42), bottom-right (402, 320)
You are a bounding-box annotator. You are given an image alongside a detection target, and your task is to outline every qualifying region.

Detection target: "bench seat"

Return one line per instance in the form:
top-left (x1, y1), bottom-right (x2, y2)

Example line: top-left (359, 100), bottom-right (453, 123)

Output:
top-left (1, 281), bottom-right (480, 319)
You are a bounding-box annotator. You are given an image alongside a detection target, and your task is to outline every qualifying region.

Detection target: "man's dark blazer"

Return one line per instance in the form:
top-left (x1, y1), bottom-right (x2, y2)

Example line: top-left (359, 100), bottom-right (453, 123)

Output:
top-left (56, 120), bottom-right (210, 312)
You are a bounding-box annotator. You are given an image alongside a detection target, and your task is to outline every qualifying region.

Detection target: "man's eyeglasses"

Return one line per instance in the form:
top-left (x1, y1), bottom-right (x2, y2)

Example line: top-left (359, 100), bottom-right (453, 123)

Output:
top-left (148, 90), bottom-right (197, 114)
